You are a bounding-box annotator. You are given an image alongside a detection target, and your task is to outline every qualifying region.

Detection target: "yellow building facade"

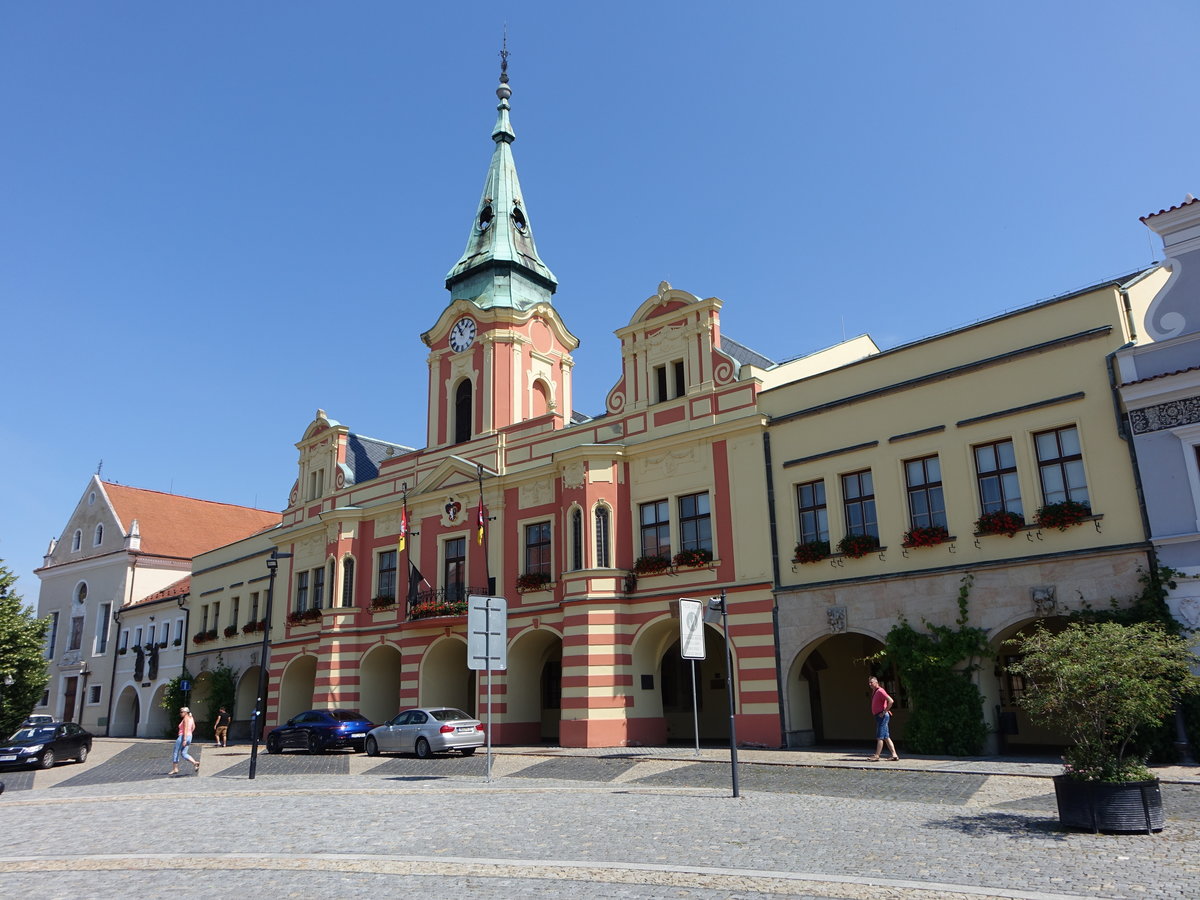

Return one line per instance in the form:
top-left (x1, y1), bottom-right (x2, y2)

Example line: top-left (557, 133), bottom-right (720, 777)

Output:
top-left (760, 268), bottom-right (1168, 752)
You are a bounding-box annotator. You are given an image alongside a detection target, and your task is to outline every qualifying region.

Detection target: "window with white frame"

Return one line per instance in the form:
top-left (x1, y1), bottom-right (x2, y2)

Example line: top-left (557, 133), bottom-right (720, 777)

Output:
top-left (904, 455), bottom-right (947, 530)
top-left (311, 567), bottom-right (325, 610)
top-left (94, 603), bottom-right (111, 654)
top-left (639, 500), bottom-right (671, 559)
top-left (45, 611), bottom-right (59, 659)
top-left (148, 624), bottom-right (156, 646)
top-left (88, 685), bottom-right (102, 704)
top-left (444, 537), bottom-right (466, 601)
top-left (341, 559), bottom-right (354, 608)
top-left (570, 508), bottom-right (583, 571)
top-left (294, 572), bottom-right (309, 612)
top-left (119, 628), bottom-right (128, 652)
top-left (525, 522), bottom-right (552, 578)
top-left (1034, 425), bottom-right (1089, 506)
top-left (72, 530), bottom-right (82, 551)
top-left (796, 480), bottom-right (829, 544)
top-left (175, 619), bottom-right (184, 645)
top-left (231, 597), bottom-right (240, 628)
top-left (974, 439), bottom-right (1023, 516)
top-left (250, 591), bottom-right (260, 623)
top-left (677, 492), bottom-right (712, 554)
top-left (376, 550), bottom-right (397, 601)
top-left (133, 626), bottom-right (142, 647)
top-left (94, 523), bottom-right (104, 546)
top-left (841, 470), bottom-right (878, 538)
top-left (594, 506), bottom-right (611, 568)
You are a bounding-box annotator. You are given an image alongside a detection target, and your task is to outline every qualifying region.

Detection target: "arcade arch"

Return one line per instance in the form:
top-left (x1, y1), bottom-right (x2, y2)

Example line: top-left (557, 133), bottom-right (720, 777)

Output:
top-left (784, 632), bottom-right (888, 747)
top-left (506, 627), bottom-right (563, 743)
top-left (360, 643), bottom-right (404, 725)
top-left (420, 637), bottom-right (474, 714)
top-left (277, 655), bottom-right (317, 725)
top-left (111, 685), bottom-right (140, 737)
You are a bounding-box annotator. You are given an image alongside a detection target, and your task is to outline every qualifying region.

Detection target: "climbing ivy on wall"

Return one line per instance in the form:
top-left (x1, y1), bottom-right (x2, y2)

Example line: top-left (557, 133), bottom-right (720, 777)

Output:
top-left (871, 574), bottom-right (992, 756)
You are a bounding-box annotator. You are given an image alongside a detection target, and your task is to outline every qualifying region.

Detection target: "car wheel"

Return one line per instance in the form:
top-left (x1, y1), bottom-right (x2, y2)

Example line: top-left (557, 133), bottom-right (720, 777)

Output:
top-left (39, 749), bottom-right (56, 770)
top-left (365, 737), bottom-right (379, 757)
top-left (306, 733), bottom-right (322, 755)
top-left (460, 747), bottom-right (476, 757)
top-left (76, 745), bottom-right (89, 764)
top-left (266, 736), bottom-right (281, 754)
top-left (414, 737), bottom-right (432, 759)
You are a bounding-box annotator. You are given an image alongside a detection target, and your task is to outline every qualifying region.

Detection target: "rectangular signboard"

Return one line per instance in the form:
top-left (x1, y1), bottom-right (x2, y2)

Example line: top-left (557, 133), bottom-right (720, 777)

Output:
top-left (678, 598), bottom-right (705, 660)
top-left (467, 595), bottom-right (508, 670)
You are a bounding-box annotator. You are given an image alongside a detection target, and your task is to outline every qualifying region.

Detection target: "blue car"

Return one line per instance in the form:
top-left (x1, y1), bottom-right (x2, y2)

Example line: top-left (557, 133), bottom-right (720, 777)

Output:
top-left (265, 709), bottom-right (374, 754)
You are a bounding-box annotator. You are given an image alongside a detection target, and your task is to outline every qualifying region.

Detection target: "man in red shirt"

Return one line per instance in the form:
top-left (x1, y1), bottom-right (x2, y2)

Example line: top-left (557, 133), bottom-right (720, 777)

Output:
top-left (868, 676), bottom-right (900, 761)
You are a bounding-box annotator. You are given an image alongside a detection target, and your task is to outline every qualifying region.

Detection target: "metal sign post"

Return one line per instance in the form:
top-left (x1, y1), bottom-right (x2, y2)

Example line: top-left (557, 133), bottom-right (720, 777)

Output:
top-left (467, 595), bottom-right (507, 783)
top-left (678, 598), bottom-right (706, 756)
top-left (705, 589), bottom-right (740, 799)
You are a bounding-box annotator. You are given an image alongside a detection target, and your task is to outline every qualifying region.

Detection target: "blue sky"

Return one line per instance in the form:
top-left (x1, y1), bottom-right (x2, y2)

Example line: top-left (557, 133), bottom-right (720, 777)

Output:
top-left (3, 1), bottom-right (1197, 598)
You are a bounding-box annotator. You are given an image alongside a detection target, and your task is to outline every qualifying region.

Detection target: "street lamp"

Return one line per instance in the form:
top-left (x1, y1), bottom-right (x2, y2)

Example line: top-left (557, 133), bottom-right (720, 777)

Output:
top-left (248, 549), bottom-right (291, 780)
top-left (704, 589), bottom-right (740, 798)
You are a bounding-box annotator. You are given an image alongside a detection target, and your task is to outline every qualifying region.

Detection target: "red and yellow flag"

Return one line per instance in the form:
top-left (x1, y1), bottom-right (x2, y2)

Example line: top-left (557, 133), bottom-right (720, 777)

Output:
top-left (475, 502), bottom-right (485, 545)
top-left (398, 506), bottom-right (409, 553)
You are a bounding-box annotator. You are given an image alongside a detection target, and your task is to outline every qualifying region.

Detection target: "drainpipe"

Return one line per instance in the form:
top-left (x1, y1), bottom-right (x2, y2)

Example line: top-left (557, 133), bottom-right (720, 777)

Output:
top-left (762, 430), bottom-right (787, 748)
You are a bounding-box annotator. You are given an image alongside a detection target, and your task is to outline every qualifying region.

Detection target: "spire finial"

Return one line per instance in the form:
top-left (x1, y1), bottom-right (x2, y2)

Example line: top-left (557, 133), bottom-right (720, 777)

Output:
top-left (497, 27), bottom-right (511, 100)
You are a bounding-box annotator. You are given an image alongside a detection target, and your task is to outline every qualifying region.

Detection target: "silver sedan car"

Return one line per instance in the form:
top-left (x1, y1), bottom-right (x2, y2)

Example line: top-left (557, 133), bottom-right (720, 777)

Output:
top-left (365, 707), bottom-right (484, 758)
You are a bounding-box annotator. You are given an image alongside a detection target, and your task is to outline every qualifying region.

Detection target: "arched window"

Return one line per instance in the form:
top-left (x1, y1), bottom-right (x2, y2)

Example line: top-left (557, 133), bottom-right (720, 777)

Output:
top-left (76, 582), bottom-right (88, 603)
top-left (94, 524), bottom-right (104, 546)
top-left (72, 530), bottom-right (82, 552)
top-left (571, 508), bottom-right (583, 571)
top-left (594, 506), bottom-right (611, 569)
top-left (454, 379), bottom-right (473, 444)
top-left (341, 557), bottom-right (355, 608)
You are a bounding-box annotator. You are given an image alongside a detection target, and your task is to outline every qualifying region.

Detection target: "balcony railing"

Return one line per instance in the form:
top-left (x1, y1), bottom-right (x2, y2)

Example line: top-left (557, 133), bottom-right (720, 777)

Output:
top-left (407, 585), bottom-right (488, 621)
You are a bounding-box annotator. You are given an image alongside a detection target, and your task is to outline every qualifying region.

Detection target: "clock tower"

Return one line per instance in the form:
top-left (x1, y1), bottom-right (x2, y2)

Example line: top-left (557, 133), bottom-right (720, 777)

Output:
top-left (423, 52), bottom-right (578, 447)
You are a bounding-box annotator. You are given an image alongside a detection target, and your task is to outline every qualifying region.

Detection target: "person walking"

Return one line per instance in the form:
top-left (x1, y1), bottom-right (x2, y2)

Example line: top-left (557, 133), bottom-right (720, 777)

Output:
top-left (213, 707), bottom-right (231, 747)
top-left (170, 707), bottom-right (199, 775)
top-left (867, 676), bottom-right (900, 761)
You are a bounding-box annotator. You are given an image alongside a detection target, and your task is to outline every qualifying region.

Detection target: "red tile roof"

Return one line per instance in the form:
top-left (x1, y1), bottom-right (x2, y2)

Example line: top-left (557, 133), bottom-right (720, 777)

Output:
top-left (1141, 195), bottom-right (1198, 222)
top-left (103, 482), bottom-right (280, 560)
top-left (138, 576), bottom-right (191, 604)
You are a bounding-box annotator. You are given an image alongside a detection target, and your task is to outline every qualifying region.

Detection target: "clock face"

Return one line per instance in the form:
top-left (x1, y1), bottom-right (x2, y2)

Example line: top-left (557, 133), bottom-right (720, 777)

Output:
top-left (448, 316), bottom-right (476, 352)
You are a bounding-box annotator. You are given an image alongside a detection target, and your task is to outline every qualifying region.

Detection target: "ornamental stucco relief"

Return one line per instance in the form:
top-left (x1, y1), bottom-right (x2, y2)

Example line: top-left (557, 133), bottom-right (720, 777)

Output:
top-left (1128, 396), bottom-right (1200, 434)
top-left (827, 606), bottom-right (847, 634)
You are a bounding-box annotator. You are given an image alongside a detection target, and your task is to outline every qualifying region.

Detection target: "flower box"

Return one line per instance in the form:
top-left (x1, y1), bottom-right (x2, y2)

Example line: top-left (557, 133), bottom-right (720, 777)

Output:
top-left (515, 572), bottom-right (552, 593)
top-left (409, 599), bottom-right (468, 620)
top-left (370, 595), bottom-right (397, 610)
top-left (837, 533), bottom-right (881, 559)
top-left (672, 548), bottom-right (714, 568)
top-left (205, 629), bottom-right (218, 641)
top-left (192, 632), bottom-right (208, 645)
top-left (172, 638), bottom-right (182, 647)
top-left (633, 555), bottom-right (672, 575)
top-left (1035, 500), bottom-right (1092, 531)
top-left (975, 509), bottom-right (1025, 538)
top-left (223, 625), bottom-right (238, 638)
top-left (117, 647), bottom-right (128, 655)
top-left (792, 540), bottom-right (831, 565)
top-left (901, 525), bottom-right (950, 548)
top-left (286, 608), bottom-right (322, 626)
top-left (241, 621), bottom-right (259, 634)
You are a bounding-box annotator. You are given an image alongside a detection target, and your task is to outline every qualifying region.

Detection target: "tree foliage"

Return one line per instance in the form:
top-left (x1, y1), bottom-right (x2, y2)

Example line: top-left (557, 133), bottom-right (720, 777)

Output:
top-left (1008, 620), bottom-right (1199, 782)
top-left (0, 561), bottom-right (50, 736)
top-left (872, 574), bottom-right (991, 756)
top-left (204, 653), bottom-right (239, 726)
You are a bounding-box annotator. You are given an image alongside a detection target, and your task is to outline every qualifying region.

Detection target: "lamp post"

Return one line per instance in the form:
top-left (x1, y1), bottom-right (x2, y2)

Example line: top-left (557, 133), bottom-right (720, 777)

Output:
top-left (76, 662), bottom-right (91, 726)
top-left (248, 549), bottom-right (291, 780)
top-left (705, 589), bottom-right (740, 798)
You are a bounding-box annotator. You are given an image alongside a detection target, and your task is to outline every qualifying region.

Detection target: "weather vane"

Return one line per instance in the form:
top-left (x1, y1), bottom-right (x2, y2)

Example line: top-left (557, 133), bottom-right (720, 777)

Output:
top-left (499, 25), bottom-right (509, 83)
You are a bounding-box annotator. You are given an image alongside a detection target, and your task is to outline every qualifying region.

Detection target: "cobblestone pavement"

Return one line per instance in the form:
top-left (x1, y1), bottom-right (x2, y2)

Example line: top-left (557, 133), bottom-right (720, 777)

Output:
top-left (2, 739), bottom-right (1199, 899)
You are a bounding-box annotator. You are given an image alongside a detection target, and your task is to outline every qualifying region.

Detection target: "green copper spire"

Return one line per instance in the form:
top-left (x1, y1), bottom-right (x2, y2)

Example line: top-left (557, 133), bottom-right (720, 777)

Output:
top-left (445, 47), bottom-right (557, 309)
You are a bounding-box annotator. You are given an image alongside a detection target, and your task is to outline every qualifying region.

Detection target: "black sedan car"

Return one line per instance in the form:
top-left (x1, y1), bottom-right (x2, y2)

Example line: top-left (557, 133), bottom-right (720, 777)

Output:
top-left (0, 722), bottom-right (93, 769)
top-left (265, 709), bottom-right (374, 754)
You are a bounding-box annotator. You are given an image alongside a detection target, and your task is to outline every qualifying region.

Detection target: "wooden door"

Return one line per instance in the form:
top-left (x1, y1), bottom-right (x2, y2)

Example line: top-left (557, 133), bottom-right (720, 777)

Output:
top-left (62, 677), bottom-right (79, 723)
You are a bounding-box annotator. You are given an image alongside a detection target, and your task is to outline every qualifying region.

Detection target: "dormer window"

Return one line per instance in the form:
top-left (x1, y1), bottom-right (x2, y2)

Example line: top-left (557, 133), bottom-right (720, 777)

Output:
top-left (478, 205), bottom-right (493, 231)
top-left (511, 206), bottom-right (527, 233)
top-left (654, 359), bottom-right (687, 403)
top-left (308, 468), bottom-right (325, 501)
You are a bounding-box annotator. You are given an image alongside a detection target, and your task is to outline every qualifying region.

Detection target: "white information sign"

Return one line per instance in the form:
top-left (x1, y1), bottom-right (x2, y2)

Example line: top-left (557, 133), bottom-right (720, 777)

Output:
top-left (467, 595), bottom-right (508, 671)
top-left (678, 598), bottom-right (706, 660)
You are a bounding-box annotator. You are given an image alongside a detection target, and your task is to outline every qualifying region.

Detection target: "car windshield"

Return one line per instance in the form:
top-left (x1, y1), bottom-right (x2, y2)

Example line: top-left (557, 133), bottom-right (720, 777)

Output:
top-left (11, 727), bottom-right (56, 741)
top-left (430, 709), bottom-right (472, 722)
top-left (329, 710), bottom-right (365, 722)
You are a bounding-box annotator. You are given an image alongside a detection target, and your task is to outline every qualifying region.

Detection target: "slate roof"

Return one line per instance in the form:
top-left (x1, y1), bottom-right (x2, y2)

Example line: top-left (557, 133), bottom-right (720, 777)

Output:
top-left (103, 482), bottom-right (280, 560)
top-left (346, 435), bottom-right (414, 484)
top-left (720, 335), bottom-right (776, 370)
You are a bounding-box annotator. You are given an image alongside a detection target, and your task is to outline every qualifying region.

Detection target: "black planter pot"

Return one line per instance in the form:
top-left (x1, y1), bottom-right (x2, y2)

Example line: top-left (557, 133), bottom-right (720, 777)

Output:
top-left (1053, 775), bottom-right (1164, 834)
